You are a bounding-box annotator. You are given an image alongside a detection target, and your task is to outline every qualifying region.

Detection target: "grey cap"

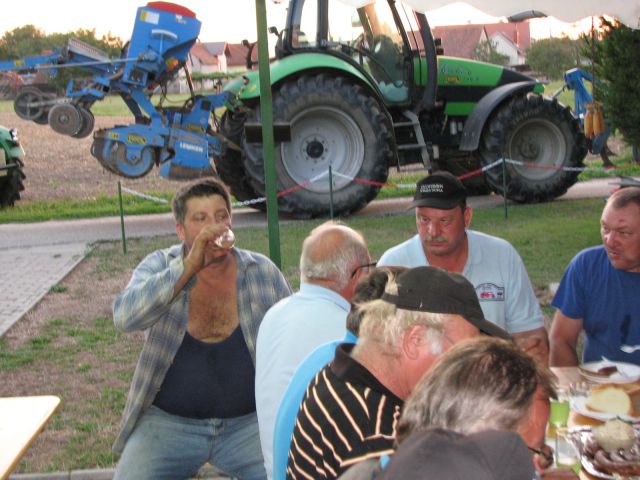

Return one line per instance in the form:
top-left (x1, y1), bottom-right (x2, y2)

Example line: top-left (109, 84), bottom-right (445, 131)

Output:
top-left (378, 428), bottom-right (536, 480)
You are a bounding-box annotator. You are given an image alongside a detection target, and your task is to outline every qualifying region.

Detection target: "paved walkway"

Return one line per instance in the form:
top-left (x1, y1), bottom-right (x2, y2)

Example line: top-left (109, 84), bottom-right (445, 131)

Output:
top-left (0, 243), bottom-right (87, 337)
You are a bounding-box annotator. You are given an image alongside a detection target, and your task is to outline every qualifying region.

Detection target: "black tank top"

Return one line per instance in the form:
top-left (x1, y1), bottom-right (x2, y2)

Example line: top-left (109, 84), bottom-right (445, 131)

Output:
top-left (153, 326), bottom-right (256, 418)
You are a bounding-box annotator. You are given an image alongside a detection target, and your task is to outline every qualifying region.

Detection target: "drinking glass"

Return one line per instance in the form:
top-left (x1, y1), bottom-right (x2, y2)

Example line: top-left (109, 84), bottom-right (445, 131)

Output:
top-left (215, 229), bottom-right (235, 249)
top-left (555, 430), bottom-right (581, 474)
top-left (548, 389), bottom-right (571, 466)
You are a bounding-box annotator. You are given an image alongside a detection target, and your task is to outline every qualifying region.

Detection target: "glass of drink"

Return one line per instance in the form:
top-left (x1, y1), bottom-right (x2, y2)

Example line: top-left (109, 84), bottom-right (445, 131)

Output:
top-left (548, 389), bottom-right (571, 466)
top-left (555, 430), bottom-right (581, 474)
top-left (215, 229), bottom-right (235, 249)
top-left (549, 395), bottom-right (570, 430)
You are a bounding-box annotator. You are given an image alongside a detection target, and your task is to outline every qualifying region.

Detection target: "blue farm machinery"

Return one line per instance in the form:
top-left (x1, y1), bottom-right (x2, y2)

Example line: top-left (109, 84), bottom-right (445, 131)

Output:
top-left (0, 1), bottom-right (230, 181)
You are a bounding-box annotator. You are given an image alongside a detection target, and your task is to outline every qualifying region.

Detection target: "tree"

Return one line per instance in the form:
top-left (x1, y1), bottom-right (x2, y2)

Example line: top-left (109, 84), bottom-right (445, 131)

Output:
top-left (526, 37), bottom-right (582, 80)
top-left (471, 39), bottom-right (510, 66)
top-left (0, 26), bottom-right (123, 90)
top-left (591, 19), bottom-right (640, 151)
top-left (0, 25), bottom-right (50, 59)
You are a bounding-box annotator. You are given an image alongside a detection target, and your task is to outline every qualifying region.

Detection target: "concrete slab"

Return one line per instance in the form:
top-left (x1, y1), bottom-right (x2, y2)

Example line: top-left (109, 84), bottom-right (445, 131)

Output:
top-left (0, 243), bottom-right (87, 337)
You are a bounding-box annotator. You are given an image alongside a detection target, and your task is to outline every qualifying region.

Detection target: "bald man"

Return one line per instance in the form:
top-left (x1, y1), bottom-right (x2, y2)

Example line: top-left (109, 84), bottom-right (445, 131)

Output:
top-left (255, 221), bottom-right (373, 479)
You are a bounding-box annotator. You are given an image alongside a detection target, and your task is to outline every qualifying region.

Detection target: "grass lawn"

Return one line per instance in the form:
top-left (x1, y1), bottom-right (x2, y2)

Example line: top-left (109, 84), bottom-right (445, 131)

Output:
top-left (0, 197), bottom-right (604, 473)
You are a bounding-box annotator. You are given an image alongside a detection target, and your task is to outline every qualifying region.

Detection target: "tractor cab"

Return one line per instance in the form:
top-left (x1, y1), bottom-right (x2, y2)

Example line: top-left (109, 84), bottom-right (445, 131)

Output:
top-left (279, 0), bottom-right (435, 106)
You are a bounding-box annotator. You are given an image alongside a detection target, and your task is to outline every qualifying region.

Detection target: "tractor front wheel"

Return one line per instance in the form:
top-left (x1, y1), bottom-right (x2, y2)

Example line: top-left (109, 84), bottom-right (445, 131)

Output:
top-left (0, 158), bottom-right (25, 207)
top-left (480, 95), bottom-right (587, 202)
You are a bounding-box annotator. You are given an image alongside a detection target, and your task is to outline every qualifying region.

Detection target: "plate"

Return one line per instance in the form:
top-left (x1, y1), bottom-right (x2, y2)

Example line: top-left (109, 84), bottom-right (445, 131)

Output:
top-left (571, 396), bottom-right (640, 423)
top-left (569, 427), bottom-right (640, 480)
top-left (579, 361), bottom-right (640, 384)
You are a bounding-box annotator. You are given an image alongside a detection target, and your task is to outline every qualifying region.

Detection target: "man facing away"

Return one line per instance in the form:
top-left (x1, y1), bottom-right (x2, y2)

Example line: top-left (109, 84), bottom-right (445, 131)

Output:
top-left (112, 178), bottom-right (292, 480)
top-left (271, 267), bottom-right (407, 480)
top-left (551, 186), bottom-right (640, 365)
top-left (286, 266), bottom-right (510, 480)
top-left (255, 221), bottom-right (373, 479)
top-left (378, 171), bottom-right (548, 363)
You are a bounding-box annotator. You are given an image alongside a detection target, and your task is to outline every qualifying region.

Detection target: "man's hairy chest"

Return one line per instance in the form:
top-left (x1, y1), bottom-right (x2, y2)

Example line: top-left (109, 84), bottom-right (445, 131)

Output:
top-left (187, 275), bottom-right (239, 343)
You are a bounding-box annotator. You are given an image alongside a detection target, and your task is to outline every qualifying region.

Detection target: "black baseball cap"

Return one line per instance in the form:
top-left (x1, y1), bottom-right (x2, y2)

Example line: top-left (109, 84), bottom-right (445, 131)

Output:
top-left (411, 172), bottom-right (467, 209)
top-left (381, 266), bottom-right (510, 340)
top-left (378, 428), bottom-right (535, 480)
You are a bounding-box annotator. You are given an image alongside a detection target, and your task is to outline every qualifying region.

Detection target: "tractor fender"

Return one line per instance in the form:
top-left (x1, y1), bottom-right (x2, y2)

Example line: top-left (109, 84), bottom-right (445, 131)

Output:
top-left (459, 81), bottom-right (538, 151)
top-left (224, 53), bottom-right (379, 102)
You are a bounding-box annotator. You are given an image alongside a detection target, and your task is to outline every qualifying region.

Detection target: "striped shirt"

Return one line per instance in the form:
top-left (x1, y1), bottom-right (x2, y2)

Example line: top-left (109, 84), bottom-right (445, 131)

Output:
top-left (286, 344), bottom-right (403, 480)
top-left (111, 244), bottom-right (292, 455)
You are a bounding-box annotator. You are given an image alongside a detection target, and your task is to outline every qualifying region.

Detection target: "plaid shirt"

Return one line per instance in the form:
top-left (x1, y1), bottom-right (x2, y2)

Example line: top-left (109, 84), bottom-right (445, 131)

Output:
top-left (112, 244), bottom-right (292, 455)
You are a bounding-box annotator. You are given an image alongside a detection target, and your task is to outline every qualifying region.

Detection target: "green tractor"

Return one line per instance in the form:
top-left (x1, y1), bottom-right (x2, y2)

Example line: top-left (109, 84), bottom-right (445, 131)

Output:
top-left (216, 0), bottom-right (586, 218)
top-left (0, 126), bottom-right (25, 208)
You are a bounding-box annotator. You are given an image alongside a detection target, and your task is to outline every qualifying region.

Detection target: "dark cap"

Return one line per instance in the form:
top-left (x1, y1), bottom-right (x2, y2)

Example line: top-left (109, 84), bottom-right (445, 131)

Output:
top-left (411, 172), bottom-right (467, 209)
top-left (378, 428), bottom-right (535, 480)
top-left (381, 266), bottom-right (510, 340)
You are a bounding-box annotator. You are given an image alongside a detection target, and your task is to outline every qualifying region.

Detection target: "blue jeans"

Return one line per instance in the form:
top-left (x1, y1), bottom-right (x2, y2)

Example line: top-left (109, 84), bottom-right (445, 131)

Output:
top-left (114, 406), bottom-right (266, 480)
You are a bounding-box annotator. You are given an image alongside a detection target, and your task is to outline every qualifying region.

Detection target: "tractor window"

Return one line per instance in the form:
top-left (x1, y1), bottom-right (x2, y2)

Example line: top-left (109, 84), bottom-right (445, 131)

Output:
top-left (289, 0), bottom-right (410, 104)
top-left (351, 1), bottom-right (409, 102)
top-left (291, 0), bottom-right (319, 47)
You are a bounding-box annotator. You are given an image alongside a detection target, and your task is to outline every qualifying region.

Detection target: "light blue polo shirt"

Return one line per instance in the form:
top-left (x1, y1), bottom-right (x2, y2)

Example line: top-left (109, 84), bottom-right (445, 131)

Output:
top-left (255, 283), bottom-right (350, 479)
top-left (379, 230), bottom-right (543, 334)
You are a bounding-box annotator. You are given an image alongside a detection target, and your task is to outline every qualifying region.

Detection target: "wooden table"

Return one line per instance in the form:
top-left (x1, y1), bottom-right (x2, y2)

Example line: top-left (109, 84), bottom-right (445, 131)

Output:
top-left (0, 396), bottom-right (60, 480)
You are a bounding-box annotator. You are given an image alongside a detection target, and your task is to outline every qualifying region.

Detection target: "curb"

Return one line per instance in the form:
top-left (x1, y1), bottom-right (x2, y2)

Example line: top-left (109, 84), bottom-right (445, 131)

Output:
top-left (9, 466), bottom-right (229, 479)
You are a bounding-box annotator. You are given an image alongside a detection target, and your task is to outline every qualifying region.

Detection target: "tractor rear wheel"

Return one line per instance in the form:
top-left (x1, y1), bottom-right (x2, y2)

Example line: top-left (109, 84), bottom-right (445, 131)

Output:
top-left (241, 74), bottom-right (393, 218)
top-left (216, 110), bottom-right (264, 209)
top-left (0, 157), bottom-right (25, 207)
top-left (480, 95), bottom-right (587, 202)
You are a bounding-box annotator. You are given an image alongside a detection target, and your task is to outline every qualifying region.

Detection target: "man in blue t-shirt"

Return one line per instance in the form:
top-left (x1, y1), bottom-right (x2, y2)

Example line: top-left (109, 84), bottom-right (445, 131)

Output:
top-left (551, 186), bottom-right (640, 365)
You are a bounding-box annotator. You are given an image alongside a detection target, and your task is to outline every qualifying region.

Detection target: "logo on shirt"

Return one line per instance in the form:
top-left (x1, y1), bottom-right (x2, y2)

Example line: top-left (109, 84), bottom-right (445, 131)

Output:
top-left (476, 283), bottom-right (504, 302)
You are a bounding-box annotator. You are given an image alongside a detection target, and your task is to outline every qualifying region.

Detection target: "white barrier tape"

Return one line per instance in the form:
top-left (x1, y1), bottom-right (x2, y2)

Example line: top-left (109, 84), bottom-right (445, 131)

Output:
top-left (482, 158), bottom-right (506, 172)
top-left (121, 186), bottom-right (169, 204)
top-left (232, 197), bottom-right (266, 207)
top-left (121, 156), bottom-right (619, 210)
top-left (502, 158), bottom-right (613, 172)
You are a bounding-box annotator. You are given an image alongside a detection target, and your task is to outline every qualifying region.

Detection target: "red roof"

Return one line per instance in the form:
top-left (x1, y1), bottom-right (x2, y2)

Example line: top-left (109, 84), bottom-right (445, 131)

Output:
top-left (484, 21), bottom-right (531, 50)
top-left (190, 43), bottom-right (218, 66)
top-left (226, 42), bottom-right (259, 68)
top-left (432, 25), bottom-right (487, 58)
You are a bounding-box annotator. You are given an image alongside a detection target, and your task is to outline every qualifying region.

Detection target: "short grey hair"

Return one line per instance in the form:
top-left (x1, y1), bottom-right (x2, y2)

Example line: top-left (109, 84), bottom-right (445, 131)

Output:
top-left (299, 221), bottom-right (369, 291)
top-left (354, 296), bottom-right (448, 357)
top-left (607, 186), bottom-right (640, 210)
top-left (396, 337), bottom-right (552, 444)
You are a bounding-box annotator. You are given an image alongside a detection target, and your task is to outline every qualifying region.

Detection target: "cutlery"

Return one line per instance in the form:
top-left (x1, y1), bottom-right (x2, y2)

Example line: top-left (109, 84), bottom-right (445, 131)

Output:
top-left (600, 356), bottom-right (636, 378)
top-left (621, 344), bottom-right (640, 354)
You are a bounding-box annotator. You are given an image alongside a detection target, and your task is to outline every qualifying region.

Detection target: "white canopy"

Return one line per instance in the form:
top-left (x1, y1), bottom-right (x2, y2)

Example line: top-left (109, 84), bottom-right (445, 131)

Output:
top-left (339, 0), bottom-right (640, 28)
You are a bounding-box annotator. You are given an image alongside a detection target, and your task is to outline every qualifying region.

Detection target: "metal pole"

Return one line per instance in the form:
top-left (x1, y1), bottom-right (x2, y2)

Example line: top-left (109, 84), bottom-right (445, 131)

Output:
top-left (501, 158), bottom-right (508, 220)
top-left (117, 181), bottom-right (127, 254)
top-left (328, 166), bottom-right (334, 220)
top-left (255, 0), bottom-right (282, 267)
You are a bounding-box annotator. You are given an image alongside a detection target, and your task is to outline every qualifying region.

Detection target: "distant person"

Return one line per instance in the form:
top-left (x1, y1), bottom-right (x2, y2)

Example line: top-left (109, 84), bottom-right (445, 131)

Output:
top-left (378, 172), bottom-right (548, 363)
top-left (112, 178), bottom-right (291, 480)
top-left (255, 221), bottom-right (372, 479)
top-left (551, 186), bottom-right (640, 365)
top-left (376, 337), bottom-right (551, 480)
top-left (271, 267), bottom-right (407, 480)
top-left (286, 266), bottom-right (510, 480)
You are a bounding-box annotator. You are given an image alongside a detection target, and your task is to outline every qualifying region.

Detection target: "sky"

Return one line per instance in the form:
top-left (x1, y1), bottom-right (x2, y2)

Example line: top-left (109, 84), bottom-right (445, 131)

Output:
top-left (0, 0), bottom-right (596, 45)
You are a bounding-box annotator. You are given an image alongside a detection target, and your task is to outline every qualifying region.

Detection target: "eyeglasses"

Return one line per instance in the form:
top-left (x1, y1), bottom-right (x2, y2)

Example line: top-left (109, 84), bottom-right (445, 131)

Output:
top-left (350, 261), bottom-right (377, 278)
top-left (528, 444), bottom-right (554, 470)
